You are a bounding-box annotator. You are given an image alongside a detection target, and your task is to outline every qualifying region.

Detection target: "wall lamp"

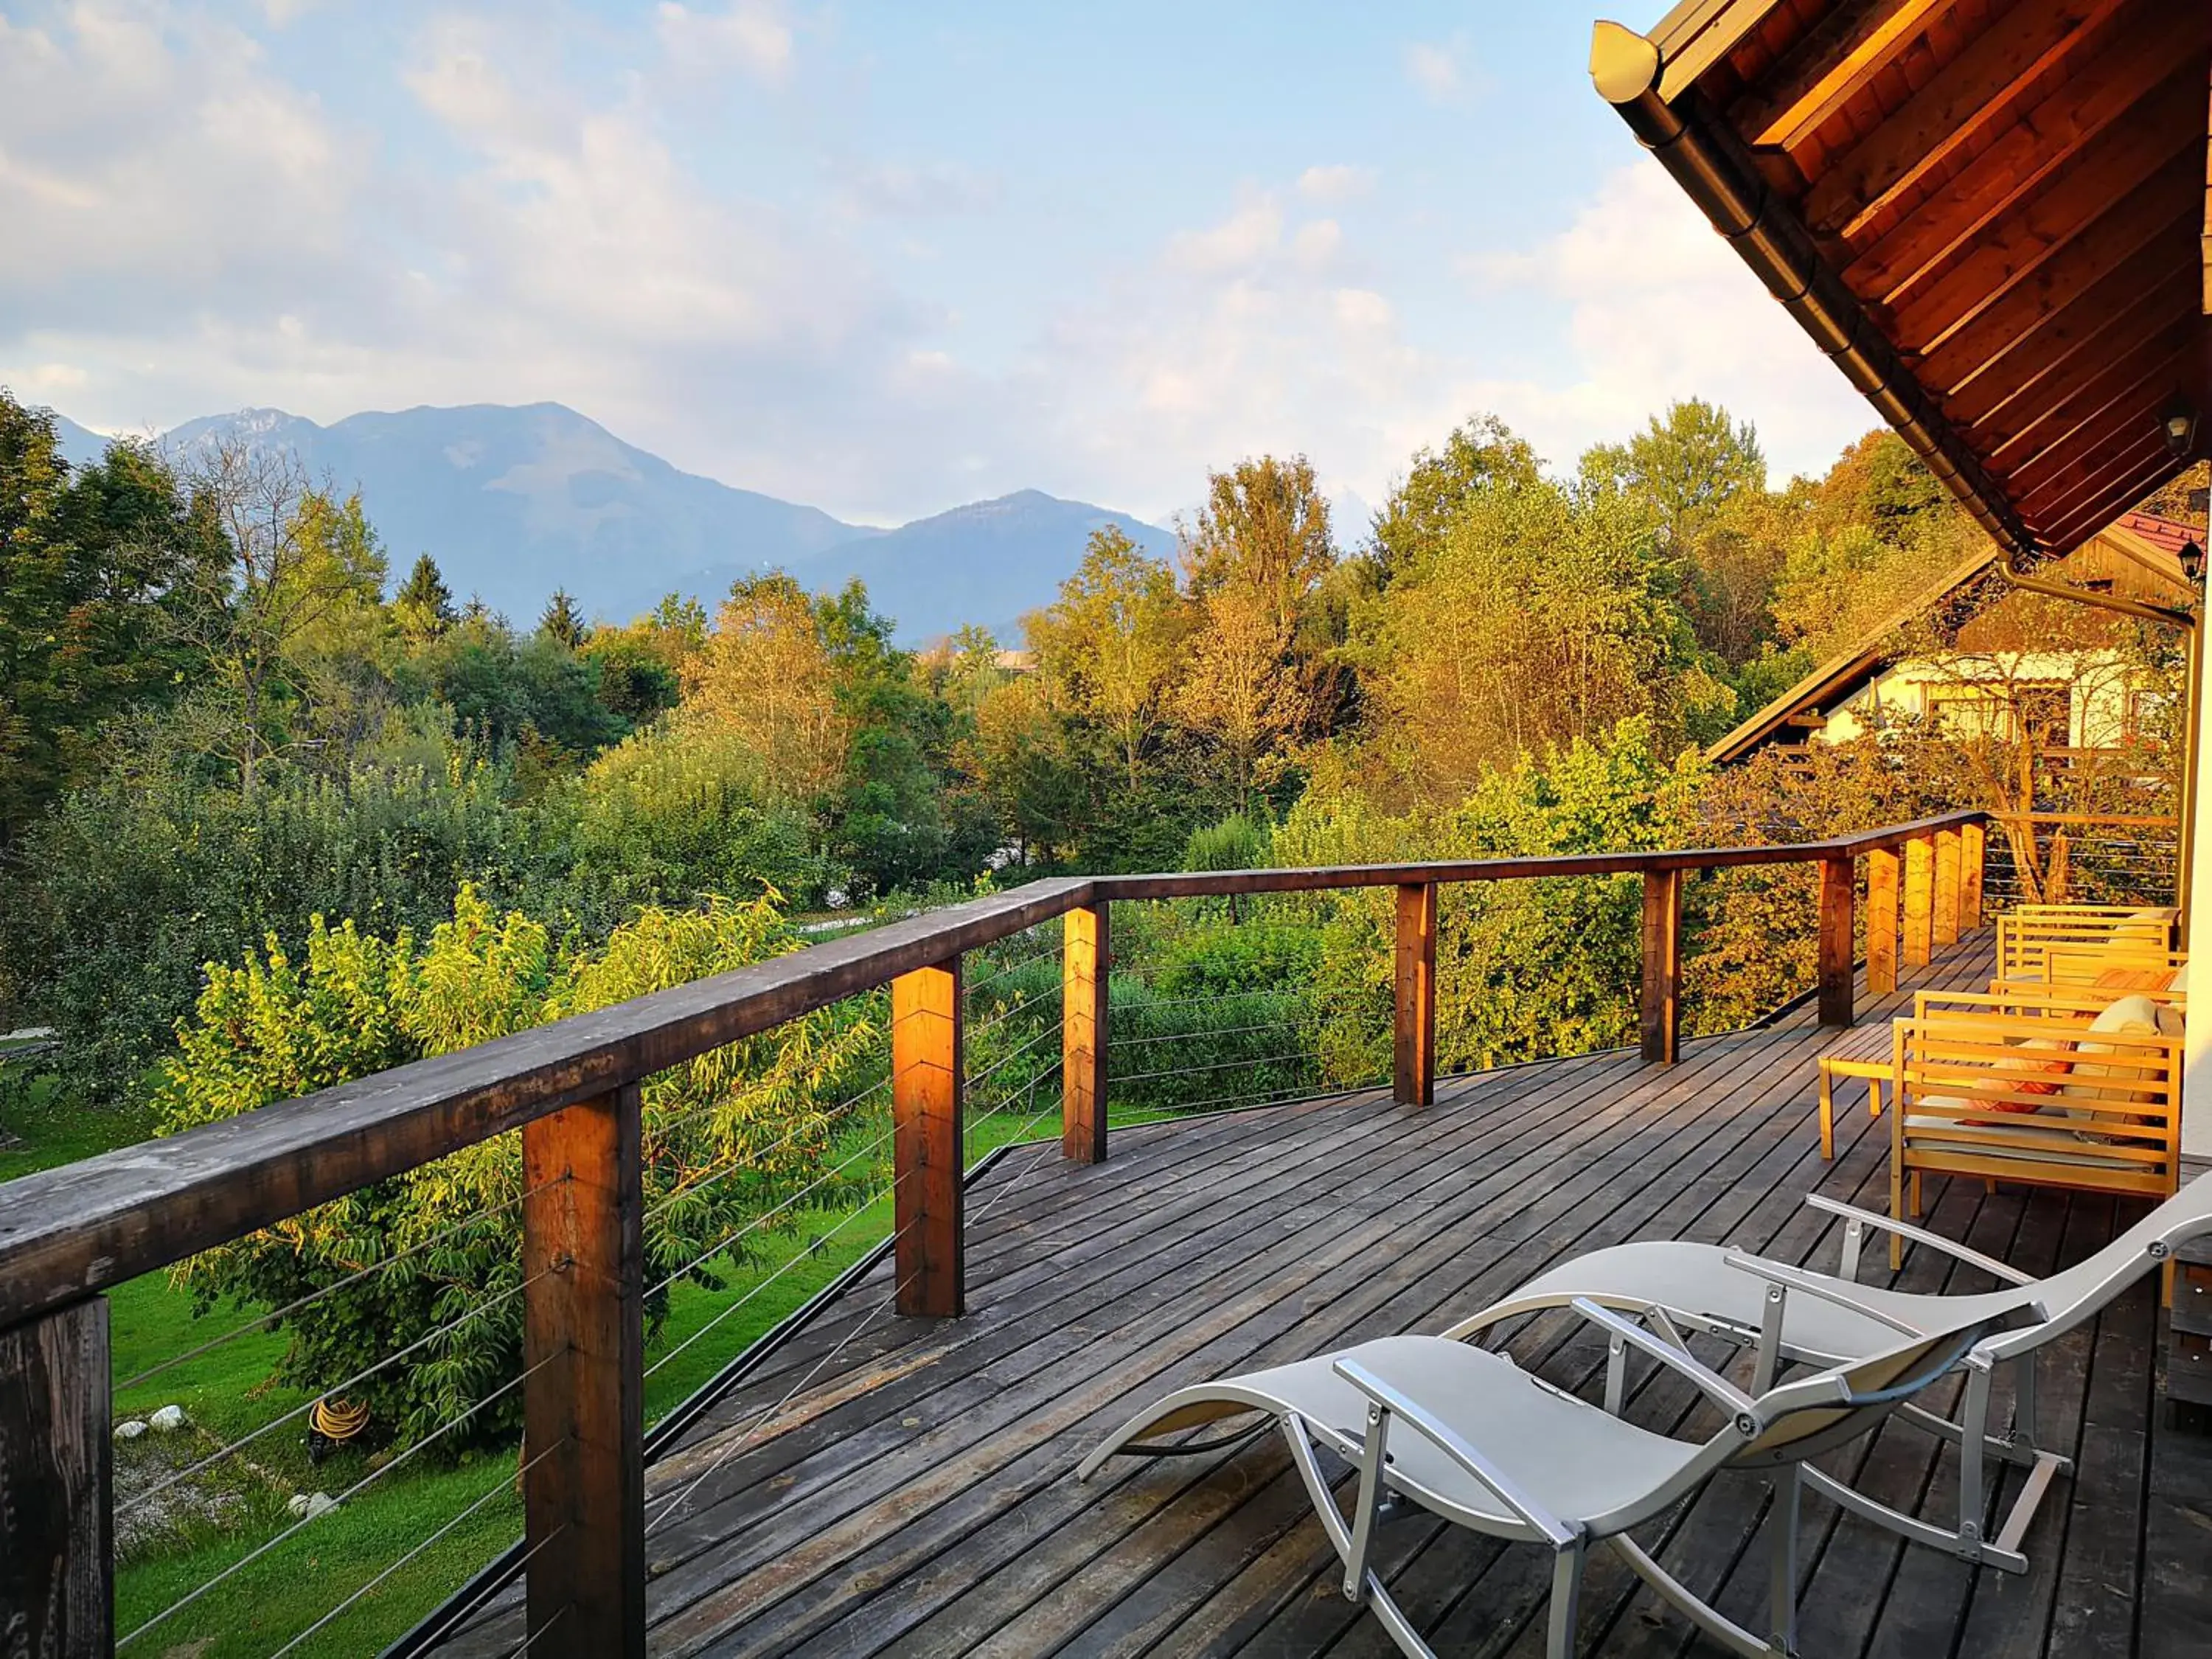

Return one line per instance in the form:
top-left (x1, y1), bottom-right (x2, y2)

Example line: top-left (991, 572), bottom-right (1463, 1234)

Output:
top-left (2163, 396), bottom-right (2198, 457)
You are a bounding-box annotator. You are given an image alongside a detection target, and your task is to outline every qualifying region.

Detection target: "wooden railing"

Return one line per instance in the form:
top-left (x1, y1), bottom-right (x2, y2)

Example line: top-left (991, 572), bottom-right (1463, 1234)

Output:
top-left (0, 809), bottom-right (1986, 1658)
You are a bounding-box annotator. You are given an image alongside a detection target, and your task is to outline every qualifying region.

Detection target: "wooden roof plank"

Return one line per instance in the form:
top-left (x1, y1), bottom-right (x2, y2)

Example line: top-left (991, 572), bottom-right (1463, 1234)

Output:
top-left (1801, 0), bottom-right (2134, 237)
top-left (1843, 0), bottom-right (2208, 300)
top-left (1731, 0), bottom-right (1963, 149)
top-left (1886, 67), bottom-right (2206, 355)
top-left (1650, 0), bottom-right (1798, 100)
top-left (1998, 330), bottom-right (2194, 485)
top-left (1982, 314), bottom-right (2198, 470)
top-left (1915, 178), bottom-right (2198, 400)
top-left (2017, 421), bottom-right (2171, 526)
top-left (1942, 232), bottom-right (2200, 431)
top-left (2035, 452), bottom-right (2190, 552)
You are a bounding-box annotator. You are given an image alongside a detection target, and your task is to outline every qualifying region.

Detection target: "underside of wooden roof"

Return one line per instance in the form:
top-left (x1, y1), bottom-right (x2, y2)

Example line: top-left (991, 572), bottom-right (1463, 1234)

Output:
top-left (1597, 0), bottom-right (2211, 563)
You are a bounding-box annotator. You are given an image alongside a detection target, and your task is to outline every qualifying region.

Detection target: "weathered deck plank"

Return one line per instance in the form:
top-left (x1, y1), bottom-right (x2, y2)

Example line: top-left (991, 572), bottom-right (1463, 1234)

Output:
top-left (428, 931), bottom-right (2199, 1658)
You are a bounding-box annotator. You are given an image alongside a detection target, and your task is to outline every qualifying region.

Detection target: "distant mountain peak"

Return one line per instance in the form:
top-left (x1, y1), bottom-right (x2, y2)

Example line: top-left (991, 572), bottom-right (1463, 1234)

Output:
top-left (32, 397), bottom-right (1173, 644)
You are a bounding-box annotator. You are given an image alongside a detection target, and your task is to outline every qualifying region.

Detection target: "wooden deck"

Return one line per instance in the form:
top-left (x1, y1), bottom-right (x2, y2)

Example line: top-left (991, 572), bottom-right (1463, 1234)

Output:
top-left (437, 931), bottom-right (2212, 1658)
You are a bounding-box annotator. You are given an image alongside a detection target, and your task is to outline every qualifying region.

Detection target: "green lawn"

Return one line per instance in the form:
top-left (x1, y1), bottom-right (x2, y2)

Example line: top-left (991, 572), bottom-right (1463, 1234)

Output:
top-left (4, 1075), bottom-right (1068, 1659)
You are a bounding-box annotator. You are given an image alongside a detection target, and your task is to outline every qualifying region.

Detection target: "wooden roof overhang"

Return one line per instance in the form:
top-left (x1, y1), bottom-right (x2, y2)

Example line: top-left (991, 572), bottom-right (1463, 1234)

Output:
top-left (1592, 0), bottom-right (2211, 567)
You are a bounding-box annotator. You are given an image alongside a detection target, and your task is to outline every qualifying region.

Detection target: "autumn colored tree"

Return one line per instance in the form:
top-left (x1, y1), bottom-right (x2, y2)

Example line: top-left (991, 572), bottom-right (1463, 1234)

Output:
top-left (681, 574), bottom-right (851, 806)
top-left (1029, 526), bottom-right (1189, 787)
top-left (1368, 414), bottom-right (1543, 582)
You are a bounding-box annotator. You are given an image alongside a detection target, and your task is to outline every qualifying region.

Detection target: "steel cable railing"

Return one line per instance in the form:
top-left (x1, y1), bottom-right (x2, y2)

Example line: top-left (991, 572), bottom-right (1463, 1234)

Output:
top-left (119, 1347), bottom-right (557, 1649)
top-left (262, 1439), bottom-right (566, 1659)
top-left (643, 1164), bottom-right (905, 1385)
top-left (114, 1170), bottom-right (560, 1397)
top-left (115, 1256), bottom-right (557, 1527)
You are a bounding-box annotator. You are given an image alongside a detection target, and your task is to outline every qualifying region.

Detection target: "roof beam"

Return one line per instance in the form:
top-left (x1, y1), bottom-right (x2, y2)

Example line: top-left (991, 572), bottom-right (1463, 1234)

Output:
top-left (1728, 0), bottom-right (1960, 150)
top-left (2018, 417), bottom-right (2172, 526)
top-left (1887, 70), bottom-right (2205, 355)
top-left (1843, 0), bottom-right (2206, 300)
top-left (1803, 0), bottom-right (2133, 237)
top-left (1917, 180), bottom-right (2198, 400)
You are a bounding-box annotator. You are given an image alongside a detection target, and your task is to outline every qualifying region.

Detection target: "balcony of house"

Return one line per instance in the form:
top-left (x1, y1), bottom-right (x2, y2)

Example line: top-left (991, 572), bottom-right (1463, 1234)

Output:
top-left (4, 811), bottom-right (2208, 1659)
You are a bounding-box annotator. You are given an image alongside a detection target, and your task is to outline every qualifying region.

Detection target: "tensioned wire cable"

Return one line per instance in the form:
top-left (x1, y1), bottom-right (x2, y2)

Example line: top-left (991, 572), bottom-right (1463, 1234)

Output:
top-left (643, 1165), bottom-right (906, 1382)
top-left (118, 1265), bottom-right (557, 1523)
top-left (262, 1437), bottom-right (567, 1659)
top-left (122, 1349), bottom-right (559, 1649)
top-left (647, 1065), bottom-right (1070, 1537)
top-left (641, 1077), bottom-right (891, 1226)
top-left (644, 1121), bottom-right (898, 1301)
top-left (116, 1171), bottom-right (566, 1395)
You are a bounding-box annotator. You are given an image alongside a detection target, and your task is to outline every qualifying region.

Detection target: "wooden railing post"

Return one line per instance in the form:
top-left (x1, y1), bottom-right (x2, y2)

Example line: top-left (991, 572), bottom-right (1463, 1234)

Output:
top-left (1394, 883), bottom-right (1438, 1105)
top-left (1866, 847), bottom-right (1899, 995)
top-left (1062, 905), bottom-right (1108, 1162)
top-left (1903, 835), bottom-right (1935, 970)
top-left (1817, 856), bottom-right (1855, 1029)
top-left (521, 1084), bottom-right (644, 1659)
top-left (1960, 819), bottom-right (1986, 928)
top-left (893, 960), bottom-right (964, 1318)
top-left (1933, 827), bottom-right (1962, 945)
top-left (1640, 869), bottom-right (1683, 1065)
top-left (0, 1298), bottom-right (111, 1658)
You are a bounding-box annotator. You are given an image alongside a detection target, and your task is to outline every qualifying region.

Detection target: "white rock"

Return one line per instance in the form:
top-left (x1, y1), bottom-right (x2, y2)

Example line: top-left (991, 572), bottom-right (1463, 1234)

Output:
top-left (147, 1405), bottom-right (188, 1433)
top-left (286, 1494), bottom-right (311, 1517)
top-left (114, 1420), bottom-right (148, 1440)
top-left (302, 1492), bottom-right (338, 1520)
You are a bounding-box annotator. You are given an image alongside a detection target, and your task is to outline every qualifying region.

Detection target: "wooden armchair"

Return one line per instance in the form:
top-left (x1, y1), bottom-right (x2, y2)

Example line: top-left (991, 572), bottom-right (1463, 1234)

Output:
top-left (1994, 905), bottom-right (2180, 986)
top-left (1888, 1008), bottom-right (2182, 1267)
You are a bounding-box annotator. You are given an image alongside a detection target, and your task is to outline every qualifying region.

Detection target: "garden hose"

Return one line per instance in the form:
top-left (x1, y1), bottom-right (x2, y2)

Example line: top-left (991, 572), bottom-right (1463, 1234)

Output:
top-left (310, 1397), bottom-right (371, 1443)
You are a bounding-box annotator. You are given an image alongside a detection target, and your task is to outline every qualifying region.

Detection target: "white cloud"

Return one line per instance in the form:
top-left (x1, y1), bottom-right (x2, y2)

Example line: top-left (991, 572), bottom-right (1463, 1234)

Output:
top-left (1405, 41), bottom-right (1462, 103)
top-left (1457, 159), bottom-right (1872, 481)
top-left (1164, 195), bottom-right (1284, 274)
top-left (655, 1), bottom-right (793, 83)
top-left (1297, 163), bottom-right (1374, 204)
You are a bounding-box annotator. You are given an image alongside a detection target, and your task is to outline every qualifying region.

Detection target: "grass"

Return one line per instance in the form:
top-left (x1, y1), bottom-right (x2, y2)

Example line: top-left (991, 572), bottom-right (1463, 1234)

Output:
top-left (2, 1075), bottom-right (1074, 1659)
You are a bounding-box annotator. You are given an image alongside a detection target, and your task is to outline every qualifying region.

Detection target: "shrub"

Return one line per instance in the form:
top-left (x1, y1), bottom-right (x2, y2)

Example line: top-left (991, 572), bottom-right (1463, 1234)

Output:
top-left (0, 714), bottom-right (544, 1099)
top-left (153, 887), bottom-right (878, 1452)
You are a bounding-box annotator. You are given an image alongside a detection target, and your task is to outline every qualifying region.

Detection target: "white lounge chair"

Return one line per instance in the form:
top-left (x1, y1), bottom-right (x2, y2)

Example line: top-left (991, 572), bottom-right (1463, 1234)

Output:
top-left (1445, 1174), bottom-right (2212, 1573)
top-left (1079, 1290), bottom-right (1997, 1659)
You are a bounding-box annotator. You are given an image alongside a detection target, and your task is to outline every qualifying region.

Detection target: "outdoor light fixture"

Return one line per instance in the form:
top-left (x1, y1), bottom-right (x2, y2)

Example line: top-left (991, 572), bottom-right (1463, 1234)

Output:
top-left (2162, 396), bottom-right (2197, 457)
top-left (2182, 542), bottom-right (2206, 585)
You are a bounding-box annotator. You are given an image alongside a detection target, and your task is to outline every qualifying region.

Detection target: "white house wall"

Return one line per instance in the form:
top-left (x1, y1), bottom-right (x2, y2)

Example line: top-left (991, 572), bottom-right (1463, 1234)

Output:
top-left (1809, 651), bottom-right (2143, 748)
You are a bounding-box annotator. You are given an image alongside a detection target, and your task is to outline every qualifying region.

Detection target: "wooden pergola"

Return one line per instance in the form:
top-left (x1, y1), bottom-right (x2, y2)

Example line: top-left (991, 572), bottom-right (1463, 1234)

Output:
top-left (1592, 0), bottom-right (2211, 566)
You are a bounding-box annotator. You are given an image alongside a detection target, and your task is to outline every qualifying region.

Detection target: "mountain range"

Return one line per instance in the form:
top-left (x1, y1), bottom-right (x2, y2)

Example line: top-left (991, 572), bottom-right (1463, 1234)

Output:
top-left (46, 401), bottom-right (1176, 644)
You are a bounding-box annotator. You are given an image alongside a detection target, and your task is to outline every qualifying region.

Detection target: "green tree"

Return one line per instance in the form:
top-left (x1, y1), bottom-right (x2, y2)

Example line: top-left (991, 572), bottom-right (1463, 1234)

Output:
top-left (1579, 397), bottom-right (1766, 552)
top-left (0, 392), bottom-right (226, 841)
top-left (539, 588), bottom-right (588, 647)
top-left (1030, 526), bottom-right (1189, 787)
top-left (179, 440), bottom-right (388, 793)
top-left (393, 553), bottom-right (456, 640)
top-left (1369, 414), bottom-right (1543, 581)
top-left (1183, 454), bottom-right (1336, 637)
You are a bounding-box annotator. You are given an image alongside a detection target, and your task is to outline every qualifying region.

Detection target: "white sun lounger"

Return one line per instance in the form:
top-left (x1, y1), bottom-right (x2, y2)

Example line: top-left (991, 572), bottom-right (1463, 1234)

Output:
top-left (1444, 1173), bottom-right (2212, 1574)
top-left (1079, 1290), bottom-right (1997, 1659)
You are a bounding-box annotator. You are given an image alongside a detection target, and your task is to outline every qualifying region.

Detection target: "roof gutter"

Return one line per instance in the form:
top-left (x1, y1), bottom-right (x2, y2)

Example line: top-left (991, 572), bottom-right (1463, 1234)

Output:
top-left (1587, 21), bottom-right (2197, 634)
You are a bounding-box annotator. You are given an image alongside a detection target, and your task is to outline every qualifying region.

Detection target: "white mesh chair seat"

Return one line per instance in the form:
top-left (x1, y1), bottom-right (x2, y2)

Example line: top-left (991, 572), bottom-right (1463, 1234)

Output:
top-left (1466, 1239), bottom-right (2037, 1368)
top-left (1133, 1335), bottom-right (1708, 1534)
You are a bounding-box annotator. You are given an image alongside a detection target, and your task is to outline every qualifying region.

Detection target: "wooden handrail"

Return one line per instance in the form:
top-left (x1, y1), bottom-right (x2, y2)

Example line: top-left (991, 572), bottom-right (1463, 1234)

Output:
top-left (0, 811), bottom-right (1987, 1329)
top-left (0, 806), bottom-right (1987, 1659)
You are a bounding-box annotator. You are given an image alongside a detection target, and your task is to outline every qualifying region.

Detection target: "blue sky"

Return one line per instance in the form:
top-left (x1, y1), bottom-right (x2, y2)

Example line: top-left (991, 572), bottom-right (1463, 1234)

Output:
top-left (0, 1), bottom-right (1876, 527)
